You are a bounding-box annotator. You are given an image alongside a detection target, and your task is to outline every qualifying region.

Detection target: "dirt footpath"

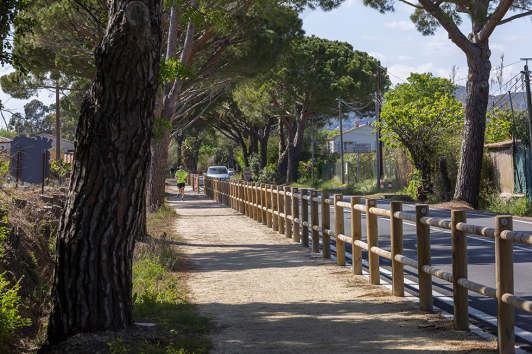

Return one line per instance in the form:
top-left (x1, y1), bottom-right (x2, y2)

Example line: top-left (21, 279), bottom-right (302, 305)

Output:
top-left (168, 185), bottom-right (496, 354)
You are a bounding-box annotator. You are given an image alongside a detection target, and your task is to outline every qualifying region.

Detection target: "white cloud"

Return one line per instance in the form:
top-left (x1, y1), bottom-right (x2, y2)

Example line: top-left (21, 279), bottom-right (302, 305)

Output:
top-left (384, 21), bottom-right (415, 30)
top-left (490, 43), bottom-right (507, 52)
top-left (0, 66), bottom-right (15, 77)
top-left (387, 63), bottom-right (462, 86)
top-left (369, 52), bottom-right (413, 63)
top-left (421, 33), bottom-right (461, 57)
top-left (359, 36), bottom-right (387, 41)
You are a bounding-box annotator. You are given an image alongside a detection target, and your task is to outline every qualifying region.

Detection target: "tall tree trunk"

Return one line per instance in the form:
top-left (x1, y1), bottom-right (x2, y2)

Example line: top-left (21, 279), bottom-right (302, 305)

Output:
top-left (286, 121), bottom-right (306, 183)
top-left (453, 43), bottom-right (490, 208)
top-left (176, 133), bottom-right (184, 166)
top-left (277, 117), bottom-right (287, 180)
top-left (147, 131), bottom-right (170, 211)
top-left (48, 0), bottom-right (161, 343)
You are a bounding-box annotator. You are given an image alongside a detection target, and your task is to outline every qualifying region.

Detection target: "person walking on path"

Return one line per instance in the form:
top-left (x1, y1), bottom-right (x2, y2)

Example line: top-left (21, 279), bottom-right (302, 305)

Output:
top-left (175, 165), bottom-right (187, 201)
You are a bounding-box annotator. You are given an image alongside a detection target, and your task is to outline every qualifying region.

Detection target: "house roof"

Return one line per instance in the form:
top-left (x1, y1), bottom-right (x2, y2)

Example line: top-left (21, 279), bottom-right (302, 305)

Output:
top-left (484, 140), bottom-right (514, 150)
top-left (326, 123), bottom-right (374, 140)
top-left (0, 136), bottom-right (12, 143)
top-left (39, 133), bottom-right (74, 144)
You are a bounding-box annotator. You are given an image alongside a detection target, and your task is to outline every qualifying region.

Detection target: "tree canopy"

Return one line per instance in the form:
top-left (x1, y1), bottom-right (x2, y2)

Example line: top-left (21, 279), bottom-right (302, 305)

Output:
top-left (364, 0), bottom-right (532, 207)
top-left (380, 73), bottom-right (464, 193)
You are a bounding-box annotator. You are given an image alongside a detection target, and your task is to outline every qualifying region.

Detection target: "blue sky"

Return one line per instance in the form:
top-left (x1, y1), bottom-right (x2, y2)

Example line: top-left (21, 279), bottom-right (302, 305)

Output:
top-left (301, 0), bottom-right (532, 90)
top-left (1, 1), bottom-right (532, 121)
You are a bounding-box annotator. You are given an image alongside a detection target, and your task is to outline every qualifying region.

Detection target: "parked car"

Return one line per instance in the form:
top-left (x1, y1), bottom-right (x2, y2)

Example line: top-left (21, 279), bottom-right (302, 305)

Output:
top-left (206, 166), bottom-right (230, 179)
top-left (228, 168), bottom-right (235, 176)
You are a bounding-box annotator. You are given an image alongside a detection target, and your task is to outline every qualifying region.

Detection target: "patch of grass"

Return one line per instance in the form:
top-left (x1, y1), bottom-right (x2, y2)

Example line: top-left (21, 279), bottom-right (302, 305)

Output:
top-left (108, 335), bottom-right (212, 354)
top-left (487, 195), bottom-right (532, 217)
top-left (0, 273), bottom-right (32, 350)
top-left (131, 200), bottom-right (211, 354)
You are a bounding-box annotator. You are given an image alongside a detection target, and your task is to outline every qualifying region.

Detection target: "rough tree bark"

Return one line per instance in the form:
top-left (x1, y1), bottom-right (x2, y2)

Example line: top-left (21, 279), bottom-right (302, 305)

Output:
top-left (453, 43), bottom-right (491, 207)
top-left (147, 130), bottom-right (170, 211)
top-left (48, 0), bottom-right (161, 343)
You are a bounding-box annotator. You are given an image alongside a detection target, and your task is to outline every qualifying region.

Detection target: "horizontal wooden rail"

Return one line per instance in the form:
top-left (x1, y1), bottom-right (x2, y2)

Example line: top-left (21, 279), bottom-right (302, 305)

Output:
top-left (394, 254), bottom-right (418, 269)
top-left (457, 278), bottom-right (497, 299)
top-left (456, 222), bottom-right (495, 238)
top-left (369, 207), bottom-right (391, 217)
top-left (393, 211), bottom-right (416, 222)
top-left (421, 265), bottom-right (453, 282)
top-left (501, 230), bottom-right (532, 245)
top-left (354, 239), bottom-right (368, 251)
top-left (502, 293), bottom-right (532, 313)
top-left (420, 216), bottom-right (452, 229)
top-left (370, 246), bottom-right (391, 260)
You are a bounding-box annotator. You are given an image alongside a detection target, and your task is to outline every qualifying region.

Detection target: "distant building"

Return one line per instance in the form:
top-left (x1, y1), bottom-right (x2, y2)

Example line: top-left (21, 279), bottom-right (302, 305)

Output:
top-left (38, 133), bottom-right (75, 153)
top-left (326, 123), bottom-right (378, 153)
top-left (0, 136), bottom-right (12, 152)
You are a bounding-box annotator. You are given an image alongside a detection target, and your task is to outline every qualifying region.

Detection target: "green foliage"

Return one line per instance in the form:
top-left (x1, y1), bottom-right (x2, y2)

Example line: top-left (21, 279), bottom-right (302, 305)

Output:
top-left (154, 119), bottom-right (173, 141)
top-left (160, 59), bottom-right (195, 84)
top-left (50, 159), bottom-right (71, 179)
top-left (7, 99), bottom-right (54, 135)
top-left (298, 160), bottom-right (316, 182)
top-left (485, 109), bottom-right (529, 146)
top-left (487, 196), bottom-right (532, 217)
top-left (406, 170), bottom-right (423, 201)
top-left (257, 163), bottom-right (279, 183)
top-left (273, 36), bottom-right (389, 121)
top-left (485, 109), bottom-right (513, 144)
top-left (0, 273), bottom-right (32, 346)
top-left (0, 0), bottom-right (36, 67)
top-left (379, 73), bottom-right (463, 186)
top-left (249, 154), bottom-right (260, 180)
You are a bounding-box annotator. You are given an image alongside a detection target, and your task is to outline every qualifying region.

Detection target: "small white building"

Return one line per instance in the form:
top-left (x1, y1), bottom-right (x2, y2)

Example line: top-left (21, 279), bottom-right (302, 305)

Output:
top-left (0, 136), bottom-right (12, 152)
top-left (327, 123), bottom-right (378, 153)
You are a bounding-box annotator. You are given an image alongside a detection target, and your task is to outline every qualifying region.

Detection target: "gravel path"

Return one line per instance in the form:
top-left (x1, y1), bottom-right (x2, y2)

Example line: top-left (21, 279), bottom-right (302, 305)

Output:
top-left (168, 185), bottom-right (496, 354)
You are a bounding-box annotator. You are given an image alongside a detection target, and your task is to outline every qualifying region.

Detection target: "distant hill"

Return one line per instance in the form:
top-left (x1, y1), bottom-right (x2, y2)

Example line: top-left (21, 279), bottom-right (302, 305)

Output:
top-left (454, 86), bottom-right (527, 111)
top-left (326, 86), bottom-right (528, 131)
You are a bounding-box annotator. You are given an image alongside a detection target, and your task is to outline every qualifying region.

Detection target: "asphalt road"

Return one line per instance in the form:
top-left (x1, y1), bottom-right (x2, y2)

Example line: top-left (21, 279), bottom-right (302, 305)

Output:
top-left (198, 178), bottom-right (532, 346)
top-left (310, 195), bottom-right (532, 346)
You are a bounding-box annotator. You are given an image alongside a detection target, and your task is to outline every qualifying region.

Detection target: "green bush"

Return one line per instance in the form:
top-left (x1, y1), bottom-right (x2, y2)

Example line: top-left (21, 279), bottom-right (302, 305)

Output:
top-left (257, 163), bottom-right (278, 183)
top-left (0, 273), bottom-right (32, 346)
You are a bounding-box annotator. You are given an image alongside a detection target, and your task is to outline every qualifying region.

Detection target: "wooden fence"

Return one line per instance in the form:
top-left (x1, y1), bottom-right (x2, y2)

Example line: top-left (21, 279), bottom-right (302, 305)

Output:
top-left (202, 177), bottom-right (532, 354)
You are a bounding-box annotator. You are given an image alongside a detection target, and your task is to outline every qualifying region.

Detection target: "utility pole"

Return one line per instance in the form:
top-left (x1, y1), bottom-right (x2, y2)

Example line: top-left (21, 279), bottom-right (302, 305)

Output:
top-left (55, 85), bottom-right (61, 160)
top-left (521, 58), bottom-right (532, 152)
top-left (377, 60), bottom-right (383, 180)
top-left (311, 115), bottom-right (314, 184)
top-left (338, 98), bottom-right (345, 184)
top-left (374, 95), bottom-right (380, 188)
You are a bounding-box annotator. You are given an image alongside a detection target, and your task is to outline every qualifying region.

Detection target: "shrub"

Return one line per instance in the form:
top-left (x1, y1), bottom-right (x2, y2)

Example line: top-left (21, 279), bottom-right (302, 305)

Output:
top-left (0, 273), bottom-right (32, 346)
top-left (257, 163), bottom-right (278, 183)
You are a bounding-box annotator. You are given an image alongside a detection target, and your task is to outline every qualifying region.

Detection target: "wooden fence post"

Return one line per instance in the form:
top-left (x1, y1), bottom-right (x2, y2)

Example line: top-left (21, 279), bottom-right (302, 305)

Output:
top-left (334, 194), bottom-right (345, 266)
top-left (272, 185), bottom-right (279, 232)
top-left (366, 198), bottom-right (379, 285)
top-left (197, 175), bottom-right (200, 194)
top-left (261, 184), bottom-right (267, 226)
top-left (292, 187), bottom-right (300, 243)
top-left (278, 186), bottom-right (285, 234)
top-left (496, 215), bottom-right (514, 353)
top-left (416, 204), bottom-right (432, 311)
top-left (390, 201), bottom-right (404, 296)
top-left (351, 196), bottom-right (362, 275)
top-left (240, 182), bottom-right (245, 214)
top-left (301, 189), bottom-right (309, 248)
top-left (451, 210), bottom-right (468, 330)
top-left (250, 182), bottom-right (256, 220)
top-left (311, 190), bottom-right (319, 253)
top-left (266, 185), bottom-right (272, 228)
top-left (256, 183), bottom-right (262, 224)
top-left (285, 186), bottom-right (292, 239)
top-left (321, 191), bottom-right (330, 258)
top-left (245, 182), bottom-right (250, 217)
